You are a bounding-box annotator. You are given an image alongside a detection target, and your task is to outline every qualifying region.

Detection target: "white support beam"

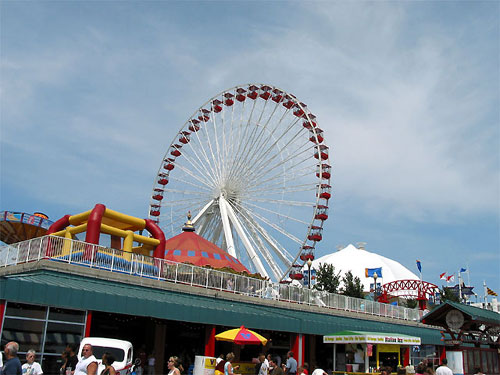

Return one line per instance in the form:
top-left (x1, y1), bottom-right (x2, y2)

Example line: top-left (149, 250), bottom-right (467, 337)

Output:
top-left (224, 199), bottom-right (268, 277)
top-left (218, 195), bottom-right (236, 257)
top-left (192, 199), bottom-right (215, 225)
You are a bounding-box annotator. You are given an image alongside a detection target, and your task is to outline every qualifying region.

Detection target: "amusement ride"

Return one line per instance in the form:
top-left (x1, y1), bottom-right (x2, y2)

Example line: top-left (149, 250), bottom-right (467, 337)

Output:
top-left (149, 84), bottom-right (332, 282)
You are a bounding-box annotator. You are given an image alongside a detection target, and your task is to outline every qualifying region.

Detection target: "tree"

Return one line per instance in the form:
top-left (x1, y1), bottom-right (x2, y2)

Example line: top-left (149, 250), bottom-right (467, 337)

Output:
top-left (440, 286), bottom-right (460, 303)
top-left (342, 271), bottom-right (364, 298)
top-left (314, 263), bottom-right (342, 294)
top-left (404, 298), bottom-right (418, 309)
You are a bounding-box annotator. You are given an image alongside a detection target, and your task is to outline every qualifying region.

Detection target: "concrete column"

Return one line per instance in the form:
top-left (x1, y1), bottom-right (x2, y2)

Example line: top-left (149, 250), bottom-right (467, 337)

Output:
top-left (154, 323), bottom-right (166, 375)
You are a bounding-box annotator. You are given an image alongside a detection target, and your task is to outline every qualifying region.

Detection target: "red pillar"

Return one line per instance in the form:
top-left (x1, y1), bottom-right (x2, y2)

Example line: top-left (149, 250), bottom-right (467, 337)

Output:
top-left (0, 300), bottom-right (6, 332)
top-left (291, 334), bottom-right (305, 366)
top-left (403, 347), bottom-right (410, 366)
top-left (85, 311), bottom-right (93, 337)
top-left (205, 325), bottom-right (216, 357)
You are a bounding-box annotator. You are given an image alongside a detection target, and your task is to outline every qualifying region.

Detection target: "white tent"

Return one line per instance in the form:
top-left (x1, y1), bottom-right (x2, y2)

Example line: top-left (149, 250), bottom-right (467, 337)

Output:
top-left (312, 244), bottom-right (419, 292)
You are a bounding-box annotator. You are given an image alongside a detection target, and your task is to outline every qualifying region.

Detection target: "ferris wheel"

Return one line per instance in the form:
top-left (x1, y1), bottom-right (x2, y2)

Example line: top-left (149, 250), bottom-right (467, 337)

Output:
top-left (149, 84), bottom-right (332, 282)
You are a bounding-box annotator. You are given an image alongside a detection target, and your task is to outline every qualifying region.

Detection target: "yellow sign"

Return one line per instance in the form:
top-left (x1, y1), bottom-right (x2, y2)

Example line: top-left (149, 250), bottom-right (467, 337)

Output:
top-left (205, 359), bottom-right (216, 369)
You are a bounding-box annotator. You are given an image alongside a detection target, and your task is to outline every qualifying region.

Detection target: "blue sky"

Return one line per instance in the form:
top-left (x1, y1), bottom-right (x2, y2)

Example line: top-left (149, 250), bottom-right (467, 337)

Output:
top-left (1, 1), bottom-right (499, 296)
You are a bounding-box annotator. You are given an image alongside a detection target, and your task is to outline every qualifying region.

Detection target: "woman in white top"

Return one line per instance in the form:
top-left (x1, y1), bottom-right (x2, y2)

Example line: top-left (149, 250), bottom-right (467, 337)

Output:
top-left (22, 350), bottom-right (43, 375)
top-left (167, 357), bottom-right (183, 375)
top-left (74, 345), bottom-right (97, 375)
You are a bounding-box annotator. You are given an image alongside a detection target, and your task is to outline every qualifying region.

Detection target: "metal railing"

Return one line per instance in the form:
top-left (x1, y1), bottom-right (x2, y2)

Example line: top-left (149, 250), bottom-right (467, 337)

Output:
top-left (0, 236), bottom-right (424, 322)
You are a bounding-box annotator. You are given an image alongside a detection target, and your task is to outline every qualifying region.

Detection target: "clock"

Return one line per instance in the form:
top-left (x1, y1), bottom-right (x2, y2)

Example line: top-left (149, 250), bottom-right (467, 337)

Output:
top-left (446, 310), bottom-right (464, 331)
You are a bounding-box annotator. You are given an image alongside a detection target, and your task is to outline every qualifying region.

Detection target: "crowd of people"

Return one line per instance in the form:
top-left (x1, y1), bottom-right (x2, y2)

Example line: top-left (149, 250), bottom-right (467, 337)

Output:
top-left (0, 341), bottom-right (484, 375)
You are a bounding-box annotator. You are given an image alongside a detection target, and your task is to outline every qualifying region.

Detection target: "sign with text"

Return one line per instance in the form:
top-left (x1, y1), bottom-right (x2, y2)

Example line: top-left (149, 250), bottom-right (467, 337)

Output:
top-left (324, 333), bottom-right (421, 345)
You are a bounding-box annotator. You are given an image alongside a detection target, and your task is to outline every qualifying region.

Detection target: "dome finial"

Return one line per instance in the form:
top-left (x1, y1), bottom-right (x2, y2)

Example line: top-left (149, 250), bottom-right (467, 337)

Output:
top-left (183, 211), bottom-right (196, 232)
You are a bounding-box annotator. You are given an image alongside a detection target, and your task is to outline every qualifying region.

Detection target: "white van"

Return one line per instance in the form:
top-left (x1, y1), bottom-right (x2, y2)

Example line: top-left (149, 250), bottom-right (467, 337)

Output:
top-left (78, 337), bottom-right (133, 375)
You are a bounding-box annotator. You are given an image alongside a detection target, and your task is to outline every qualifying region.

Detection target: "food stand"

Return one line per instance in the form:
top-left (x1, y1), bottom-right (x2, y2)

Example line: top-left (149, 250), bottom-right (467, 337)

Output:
top-left (323, 331), bottom-right (421, 373)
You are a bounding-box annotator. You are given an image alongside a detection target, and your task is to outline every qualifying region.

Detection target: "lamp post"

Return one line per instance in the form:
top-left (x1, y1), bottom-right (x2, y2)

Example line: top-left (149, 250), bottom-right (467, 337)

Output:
top-left (373, 272), bottom-right (378, 302)
top-left (307, 258), bottom-right (313, 289)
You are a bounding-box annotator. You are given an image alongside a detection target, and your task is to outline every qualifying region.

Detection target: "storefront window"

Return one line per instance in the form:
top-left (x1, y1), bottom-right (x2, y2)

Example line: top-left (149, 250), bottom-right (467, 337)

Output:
top-left (1, 318), bottom-right (45, 351)
top-left (5, 302), bottom-right (46, 319)
top-left (0, 302), bottom-right (85, 373)
top-left (48, 307), bottom-right (86, 324)
top-left (44, 322), bottom-right (83, 354)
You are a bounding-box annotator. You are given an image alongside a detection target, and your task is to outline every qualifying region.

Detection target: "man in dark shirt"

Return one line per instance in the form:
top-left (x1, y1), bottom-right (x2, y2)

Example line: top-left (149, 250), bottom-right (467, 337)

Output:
top-left (2, 341), bottom-right (22, 375)
top-left (270, 360), bottom-right (283, 375)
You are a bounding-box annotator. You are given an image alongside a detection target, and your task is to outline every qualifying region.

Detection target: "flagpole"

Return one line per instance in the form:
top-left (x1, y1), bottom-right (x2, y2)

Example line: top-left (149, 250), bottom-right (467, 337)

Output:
top-left (466, 263), bottom-right (470, 286)
top-left (483, 280), bottom-right (487, 303)
top-left (458, 270), bottom-right (462, 302)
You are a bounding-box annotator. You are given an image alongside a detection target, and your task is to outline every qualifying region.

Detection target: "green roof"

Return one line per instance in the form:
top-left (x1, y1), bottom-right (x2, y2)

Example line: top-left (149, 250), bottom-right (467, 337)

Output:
top-left (0, 269), bottom-right (444, 344)
top-left (423, 301), bottom-right (500, 326)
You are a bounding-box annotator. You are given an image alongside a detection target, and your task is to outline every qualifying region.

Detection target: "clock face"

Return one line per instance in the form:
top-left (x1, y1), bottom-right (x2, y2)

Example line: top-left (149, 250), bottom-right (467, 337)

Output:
top-left (446, 310), bottom-right (465, 330)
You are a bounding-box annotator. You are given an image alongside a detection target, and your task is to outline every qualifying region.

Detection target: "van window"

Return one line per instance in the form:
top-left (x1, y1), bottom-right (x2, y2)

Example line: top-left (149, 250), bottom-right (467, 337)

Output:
top-left (86, 346), bottom-right (125, 362)
top-left (127, 348), bottom-right (132, 363)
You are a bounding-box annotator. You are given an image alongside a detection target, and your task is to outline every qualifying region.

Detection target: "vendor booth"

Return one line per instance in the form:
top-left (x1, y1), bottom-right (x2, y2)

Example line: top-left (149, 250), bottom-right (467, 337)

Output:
top-left (324, 331), bottom-right (421, 373)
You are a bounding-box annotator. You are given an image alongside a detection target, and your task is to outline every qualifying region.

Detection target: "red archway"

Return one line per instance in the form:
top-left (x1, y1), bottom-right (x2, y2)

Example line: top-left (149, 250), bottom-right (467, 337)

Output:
top-left (378, 279), bottom-right (439, 310)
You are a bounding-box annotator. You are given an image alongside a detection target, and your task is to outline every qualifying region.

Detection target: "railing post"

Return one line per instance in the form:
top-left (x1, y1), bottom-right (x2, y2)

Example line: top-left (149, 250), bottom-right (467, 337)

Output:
top-left (140, 255), bottom-right (144, 277)
top-left (68, 239), bottom-right (73, 264)
top-left (26, 239), bottom-right (31, 262)
top-left (110, 249), bottom-right (115, 272)
top-left (190, 265), bottom-right (194, 286)
top-left (220, 271), bottom-right (223, 291)
top-left (175, 263), bottom-right (178, 283)
top-left (38, 237), bottom-right (43, 260)
top-left (90, 245), bottom-right (95, 268)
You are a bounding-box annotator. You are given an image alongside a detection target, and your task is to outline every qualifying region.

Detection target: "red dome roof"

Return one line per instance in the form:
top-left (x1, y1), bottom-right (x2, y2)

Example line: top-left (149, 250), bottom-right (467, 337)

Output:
top-left (163, 231), bottom-right (249, 273)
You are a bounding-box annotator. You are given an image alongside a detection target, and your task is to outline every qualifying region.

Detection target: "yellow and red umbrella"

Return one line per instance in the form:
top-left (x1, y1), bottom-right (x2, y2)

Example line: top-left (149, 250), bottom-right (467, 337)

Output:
top-left (215, 326), bottom-right (268, 345)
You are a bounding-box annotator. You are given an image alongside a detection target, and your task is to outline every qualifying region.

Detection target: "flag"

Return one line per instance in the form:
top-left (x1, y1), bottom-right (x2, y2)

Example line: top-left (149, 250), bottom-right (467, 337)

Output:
top-left (460, 267), bottom-right (467, 273)
top-left (416, 260), bottom-right (422, 273)
top-left (487, 287), bottom-right (498, 296)
top-left (440, 272), bottom-right (447, 280)
top-left (447, 275), bottom-right (455, 282)
top-left (365, 267), bottom-right (383, 278)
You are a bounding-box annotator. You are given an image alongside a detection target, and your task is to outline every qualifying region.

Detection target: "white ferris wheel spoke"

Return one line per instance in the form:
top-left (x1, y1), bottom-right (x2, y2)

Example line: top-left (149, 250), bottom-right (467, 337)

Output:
top-left (223, 197), bottom-right (268, 277)
top-left (186, 121), bottom-right (222, 185)
top-left (218, 195), bottom-right (236, 257)
top-left (240, 200), bottom-right (310, 226)
top-left (237, 201), bottom-right (303, 245)
top-left (192, 199), bottom-right (215, 225)
top-left (229, 200), bottom-right (294, 266)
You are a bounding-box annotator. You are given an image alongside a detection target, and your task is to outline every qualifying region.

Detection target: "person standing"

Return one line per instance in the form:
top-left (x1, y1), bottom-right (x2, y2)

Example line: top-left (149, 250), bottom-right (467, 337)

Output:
top-left (224, 353), bottom-right (240, 375)
top-left (74, 344), bottom-right (97, 375)
top-left (167, 357), bottom-right (183, 375)
top-left (284, 352), bottom-right (297, 375)
top-left (100, 353), bottom-right (116, 375)
top-left (147, 353), bottom-right (155, 375)
top-left (258, 355), bottom-right (268, 375)
top-left (1, 342), bottom-right (21, 375)
top-left (435, 359), bottom-right (453, 375)
top-left (215, 356), bottom-right (226, 375)
top-left (61, 345), bottom-right (78, 375)
top-left (269, 360), bottom-right (283, 375)
top-left (22, 350), bottom-right (43, 375)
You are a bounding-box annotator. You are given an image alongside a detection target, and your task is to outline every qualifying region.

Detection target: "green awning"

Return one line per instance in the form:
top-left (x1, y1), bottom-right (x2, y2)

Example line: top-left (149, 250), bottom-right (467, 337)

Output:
top-left (422, 301), bottom-right (500, 326)
top-left (323, 330), bottom-right (421, 345)
top-left (0, 269), bottom-right (443, 344)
